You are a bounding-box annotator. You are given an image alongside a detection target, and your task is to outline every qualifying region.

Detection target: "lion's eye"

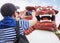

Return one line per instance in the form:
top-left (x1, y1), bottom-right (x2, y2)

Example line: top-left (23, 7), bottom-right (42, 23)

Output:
top-left (37, 8), bottom-right (42, 11)
top-left (39, 8), bottom-right (42, 10)
top-left (37, 8), bottom-right (39, 11)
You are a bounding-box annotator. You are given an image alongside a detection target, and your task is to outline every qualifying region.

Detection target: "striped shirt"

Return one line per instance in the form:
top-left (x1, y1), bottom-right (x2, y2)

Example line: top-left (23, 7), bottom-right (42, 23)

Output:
top-left (0, 20), bottom-right (29, 43)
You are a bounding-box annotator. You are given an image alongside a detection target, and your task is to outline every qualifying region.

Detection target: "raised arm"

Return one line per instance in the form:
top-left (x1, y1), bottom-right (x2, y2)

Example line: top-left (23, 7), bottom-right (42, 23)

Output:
top-left (20, 10), bottom-right (37, 27)
top-left (29, 10), bottom-right (37, 27)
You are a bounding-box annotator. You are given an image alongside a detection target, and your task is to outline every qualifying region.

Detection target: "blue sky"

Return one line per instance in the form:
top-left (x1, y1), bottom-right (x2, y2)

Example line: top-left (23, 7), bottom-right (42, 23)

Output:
top-left (0, 0), bottom-right (60, 26)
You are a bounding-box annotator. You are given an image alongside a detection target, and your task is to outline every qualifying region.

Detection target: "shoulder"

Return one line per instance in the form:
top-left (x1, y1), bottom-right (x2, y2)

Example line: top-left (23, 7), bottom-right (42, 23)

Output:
top-left (19, 20), bottom-right (29, 29)
top-left (19, 20), bottom-right (29, 25)
top-left (19, 19), bottom-right (29, 23)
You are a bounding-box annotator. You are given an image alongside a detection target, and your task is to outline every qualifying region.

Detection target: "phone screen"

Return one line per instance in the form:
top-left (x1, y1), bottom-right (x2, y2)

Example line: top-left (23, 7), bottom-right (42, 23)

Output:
top-left (26, 11), bottom-right (32, 16)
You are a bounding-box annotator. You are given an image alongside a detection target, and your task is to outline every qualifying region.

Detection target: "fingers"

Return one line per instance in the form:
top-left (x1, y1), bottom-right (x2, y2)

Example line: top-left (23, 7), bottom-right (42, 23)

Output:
top-left (32, 10), bottom-right (36, 16)
top-left (21, 10), bottom-right (28, 19)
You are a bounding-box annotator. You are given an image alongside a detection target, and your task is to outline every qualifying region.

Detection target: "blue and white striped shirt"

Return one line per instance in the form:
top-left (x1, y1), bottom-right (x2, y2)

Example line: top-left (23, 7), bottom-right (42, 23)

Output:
top-left (0, 20), bottom-right (29, 43)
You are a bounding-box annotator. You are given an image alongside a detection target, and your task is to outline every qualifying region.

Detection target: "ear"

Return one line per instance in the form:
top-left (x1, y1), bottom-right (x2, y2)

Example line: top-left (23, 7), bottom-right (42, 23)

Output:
top-left (58, 24), bottom-right (60, 29)
top-left (13, 12), bottom-right (16, 17)
top-left (54, 10), bottom-right (58, 14)
top-left (12, 11), bottom-right (18, 18)
top-left (53, 9), bottom-right (59, 14)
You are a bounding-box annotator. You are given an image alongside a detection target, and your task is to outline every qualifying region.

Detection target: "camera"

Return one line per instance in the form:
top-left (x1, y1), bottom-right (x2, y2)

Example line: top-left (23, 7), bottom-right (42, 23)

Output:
top-left (26, 11), bottom-right (32, 16)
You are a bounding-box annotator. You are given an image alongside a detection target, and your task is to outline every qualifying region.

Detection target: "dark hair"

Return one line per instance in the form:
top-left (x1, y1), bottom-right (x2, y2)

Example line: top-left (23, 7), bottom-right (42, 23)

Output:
top-left (1, 3), bottom-right (17, 16)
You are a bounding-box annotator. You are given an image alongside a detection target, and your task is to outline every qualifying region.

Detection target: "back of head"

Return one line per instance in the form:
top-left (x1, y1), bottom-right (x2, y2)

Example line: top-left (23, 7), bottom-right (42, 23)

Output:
top-left (1, 3), bottom-right (17, 16)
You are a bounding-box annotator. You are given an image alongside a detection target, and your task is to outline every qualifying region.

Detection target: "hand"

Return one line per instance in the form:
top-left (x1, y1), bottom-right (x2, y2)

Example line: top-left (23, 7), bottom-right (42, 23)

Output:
top-left (32, 10), bottom-right (36, 17)
top-left (29, 10), bottom-right (37, 27)
top-left (21, 10), bottom-right (28, 19)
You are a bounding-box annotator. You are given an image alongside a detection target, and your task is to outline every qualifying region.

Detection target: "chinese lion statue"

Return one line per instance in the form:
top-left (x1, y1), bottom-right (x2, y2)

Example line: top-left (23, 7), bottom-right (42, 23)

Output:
top-left (24, 6), bottom-right (59, 35)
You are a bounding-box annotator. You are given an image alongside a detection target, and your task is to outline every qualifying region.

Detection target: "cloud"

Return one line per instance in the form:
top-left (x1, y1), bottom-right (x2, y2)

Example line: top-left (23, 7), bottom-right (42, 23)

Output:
top-left (53, 0), bottom-right (56, 2)
top-left (39, 2), bottom-right (50, 6)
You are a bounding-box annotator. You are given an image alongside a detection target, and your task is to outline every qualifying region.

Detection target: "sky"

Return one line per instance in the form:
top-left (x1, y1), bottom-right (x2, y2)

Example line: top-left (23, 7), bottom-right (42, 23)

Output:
top-left (0, 0), bottom-right (60, 26)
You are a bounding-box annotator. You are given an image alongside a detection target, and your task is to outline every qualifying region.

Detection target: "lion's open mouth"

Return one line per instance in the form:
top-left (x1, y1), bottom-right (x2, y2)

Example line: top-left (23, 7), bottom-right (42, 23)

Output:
top-left (36, 14), bottom-right (55, 22)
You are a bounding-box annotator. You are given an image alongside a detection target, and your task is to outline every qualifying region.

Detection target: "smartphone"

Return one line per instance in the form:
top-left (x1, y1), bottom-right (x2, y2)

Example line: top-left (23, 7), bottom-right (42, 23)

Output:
top-left (26, 11), bottom-right (32, 16)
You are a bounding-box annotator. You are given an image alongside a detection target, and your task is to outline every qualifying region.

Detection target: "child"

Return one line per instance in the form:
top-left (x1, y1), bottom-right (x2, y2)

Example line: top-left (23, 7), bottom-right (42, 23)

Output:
top-left (0, 3), bottom-right (37, 43)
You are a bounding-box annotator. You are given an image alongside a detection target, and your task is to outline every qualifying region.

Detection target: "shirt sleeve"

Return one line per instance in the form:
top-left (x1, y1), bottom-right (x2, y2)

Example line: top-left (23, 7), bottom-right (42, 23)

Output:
top-left (19, 20), bottom-right (29, 30)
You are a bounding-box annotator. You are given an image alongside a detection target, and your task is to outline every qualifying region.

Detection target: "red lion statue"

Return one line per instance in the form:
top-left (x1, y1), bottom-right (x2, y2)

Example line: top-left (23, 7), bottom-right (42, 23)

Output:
top-left (24, 6), bottom-right (59, 35)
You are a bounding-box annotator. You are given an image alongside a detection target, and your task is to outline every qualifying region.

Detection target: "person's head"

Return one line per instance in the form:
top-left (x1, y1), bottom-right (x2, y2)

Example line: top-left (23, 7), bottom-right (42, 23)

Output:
top-left (1, 3), bottom-right (18, 18)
